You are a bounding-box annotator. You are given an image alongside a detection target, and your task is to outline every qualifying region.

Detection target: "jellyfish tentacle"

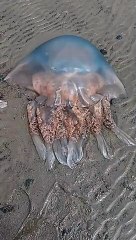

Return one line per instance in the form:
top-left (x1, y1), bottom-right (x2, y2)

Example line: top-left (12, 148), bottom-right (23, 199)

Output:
top-left (73, 138), bottom-right (84, 163)
top-left (78, 87), bottom-right (94, 106)
top-left (91, 99), bottom-right (113, 159)
top-left (54, 89), bottom-right (62, 106)
top-left (95, 133), bottom-right (113, 159)
top-left (102, 97), bottom-right (136, 146)
top-left (36, 105), bottom-right (55, 143)
top-left (27, 101), bottom-right (47, 161)
top-left (67, 139), bottom-right (79, 168)
top-left (46, 143), bottom-right (56, 169)
top-left (61, 79), bottom-right (78, 107)
top-left (90, 94), bottom-right (103, 104)
top-left (34, 101), bottom-right (57, 169)
top-left (67, 141), bottom-right (77, 168)
top-left (112, 127), bottom-right (136, 146)
top-left (36, 102), bottom-right (68, 167)
top-left (67, 138), bottom-right (84, 168)
top-left (53, 138), bottom-right (68, 165)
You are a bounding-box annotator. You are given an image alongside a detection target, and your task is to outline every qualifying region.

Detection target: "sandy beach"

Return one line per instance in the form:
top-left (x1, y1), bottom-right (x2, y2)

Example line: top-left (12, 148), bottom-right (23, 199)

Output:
top-left (0, 0), bottom-right (136, 239)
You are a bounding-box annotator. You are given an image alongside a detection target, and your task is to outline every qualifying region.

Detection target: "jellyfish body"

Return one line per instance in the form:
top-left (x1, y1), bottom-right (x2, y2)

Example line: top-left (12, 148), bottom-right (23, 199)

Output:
top-left (5, 35), bottom-right (135, 168)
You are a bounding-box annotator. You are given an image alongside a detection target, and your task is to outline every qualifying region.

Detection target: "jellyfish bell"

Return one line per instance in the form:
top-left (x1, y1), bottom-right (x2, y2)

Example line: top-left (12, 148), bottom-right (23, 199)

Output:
top-left (5, 35), bottom-right (135, 169)
top-left (5, 35), bottom-right (126, 94)
top-left (5, 61), bottom-right (34, 91)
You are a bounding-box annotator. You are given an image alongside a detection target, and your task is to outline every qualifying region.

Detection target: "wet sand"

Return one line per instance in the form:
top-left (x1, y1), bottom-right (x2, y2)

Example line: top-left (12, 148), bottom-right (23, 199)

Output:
top-left (0, 0), bottom-right (136, 239)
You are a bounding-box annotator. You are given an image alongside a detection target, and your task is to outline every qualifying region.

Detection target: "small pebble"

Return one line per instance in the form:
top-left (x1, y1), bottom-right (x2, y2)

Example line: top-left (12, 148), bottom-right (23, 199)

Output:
top-left (0, 74), bottom-right (4, 82)
top-left (0, 93), bottom-right (4, 99)
top-left (0, 204), bottom-right (14, 213)
top-left (116, 34), bottom-right (123, 40)
top-left (24, 178), bottom-right (34, 190)
top-left (0, 100), bottom-right (7, 109)
top-left (100, 48), bottom-right (107, 55)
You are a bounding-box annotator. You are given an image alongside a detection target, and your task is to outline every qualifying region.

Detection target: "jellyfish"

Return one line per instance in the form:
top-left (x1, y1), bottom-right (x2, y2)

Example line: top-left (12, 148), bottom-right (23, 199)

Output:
top-left (5, 35), bottom-right (136, 169)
